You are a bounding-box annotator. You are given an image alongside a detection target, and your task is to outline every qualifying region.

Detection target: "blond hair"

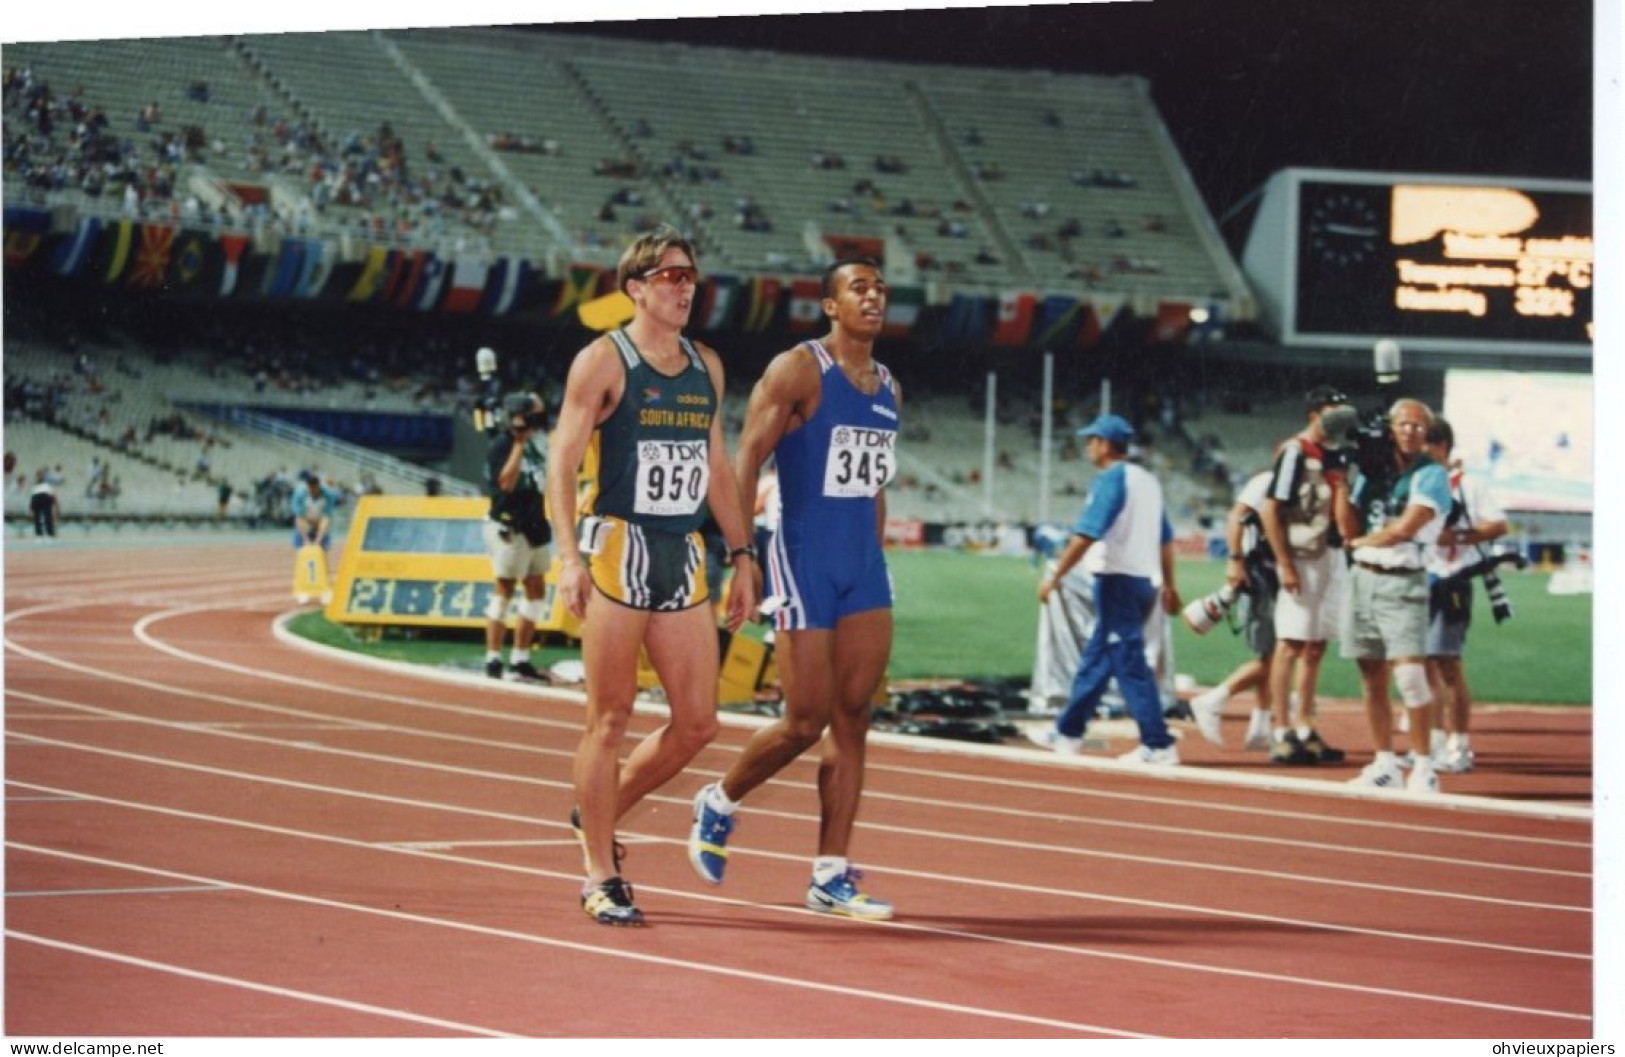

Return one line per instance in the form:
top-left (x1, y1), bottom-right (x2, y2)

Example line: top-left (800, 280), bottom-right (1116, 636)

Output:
top-left (616, 225), bottom-right (698, 294)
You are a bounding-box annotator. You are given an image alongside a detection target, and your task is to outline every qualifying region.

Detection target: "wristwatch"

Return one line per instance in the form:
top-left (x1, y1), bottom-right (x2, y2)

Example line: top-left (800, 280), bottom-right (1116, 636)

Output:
top-left (729, 544), bottom-right (758, 563)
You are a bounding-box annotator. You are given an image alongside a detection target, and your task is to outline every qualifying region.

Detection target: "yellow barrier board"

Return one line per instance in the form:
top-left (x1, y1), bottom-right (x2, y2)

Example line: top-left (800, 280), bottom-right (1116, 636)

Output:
top-left (324, 494), bottom-right (579, 638)
top-left (293, 543), bottom-right (330, 604)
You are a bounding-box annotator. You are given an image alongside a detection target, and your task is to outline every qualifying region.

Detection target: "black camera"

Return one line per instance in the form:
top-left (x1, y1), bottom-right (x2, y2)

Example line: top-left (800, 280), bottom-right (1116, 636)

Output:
top-left (502, 392), bottom-right (547, 431)
top-left (1449, 550), bottom-right (1528, 624)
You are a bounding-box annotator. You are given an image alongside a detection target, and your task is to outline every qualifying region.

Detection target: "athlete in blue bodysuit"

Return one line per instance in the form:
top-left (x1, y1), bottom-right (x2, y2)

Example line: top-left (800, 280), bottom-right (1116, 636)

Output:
top-left (687, 257), bottom-right (900, 921)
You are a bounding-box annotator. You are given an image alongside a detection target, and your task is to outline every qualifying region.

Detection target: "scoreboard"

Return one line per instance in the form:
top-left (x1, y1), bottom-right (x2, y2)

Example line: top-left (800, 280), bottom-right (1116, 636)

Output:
top-left (1243, 169), bottom-right (1592, 358)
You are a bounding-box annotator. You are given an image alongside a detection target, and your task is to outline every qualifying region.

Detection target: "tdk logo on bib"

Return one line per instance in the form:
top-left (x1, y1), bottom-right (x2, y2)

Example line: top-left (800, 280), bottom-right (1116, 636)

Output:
top-left (832, 427), bottom-right (895, 450)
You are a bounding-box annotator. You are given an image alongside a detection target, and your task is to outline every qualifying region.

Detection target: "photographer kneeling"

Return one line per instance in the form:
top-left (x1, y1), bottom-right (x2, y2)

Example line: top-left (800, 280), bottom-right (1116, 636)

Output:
top-left (484, 392), bottom-right (553, 682)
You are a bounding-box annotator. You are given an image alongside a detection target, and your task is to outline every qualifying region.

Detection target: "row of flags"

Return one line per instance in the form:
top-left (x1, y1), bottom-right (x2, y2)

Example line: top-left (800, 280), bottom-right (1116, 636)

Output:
top-left (5, 207), bottom-right (1193, 346)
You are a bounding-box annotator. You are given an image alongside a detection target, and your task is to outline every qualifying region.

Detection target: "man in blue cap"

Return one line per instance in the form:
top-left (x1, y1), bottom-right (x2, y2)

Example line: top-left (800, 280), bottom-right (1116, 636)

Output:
top-left (1030, 413), bottom-right (1184, 764)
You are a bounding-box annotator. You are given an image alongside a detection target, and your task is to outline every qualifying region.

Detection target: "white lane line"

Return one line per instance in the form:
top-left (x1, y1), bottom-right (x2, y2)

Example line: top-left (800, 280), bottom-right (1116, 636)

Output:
top-left (12, 617), bottom-right (1598, 860)
top-left (7, 688), bottom-right (1591, 889)
top-left (6, 845), bottom-right (1153, 1039)
top-left (6, 930), bottom-right (523, 1038)
top-left (6, 767), bottom-right (1591, 965)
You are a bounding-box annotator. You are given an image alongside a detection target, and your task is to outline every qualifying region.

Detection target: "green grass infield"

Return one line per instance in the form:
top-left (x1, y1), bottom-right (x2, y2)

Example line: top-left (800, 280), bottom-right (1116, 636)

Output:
top-left (287, 550), bottom-right (1592, 706)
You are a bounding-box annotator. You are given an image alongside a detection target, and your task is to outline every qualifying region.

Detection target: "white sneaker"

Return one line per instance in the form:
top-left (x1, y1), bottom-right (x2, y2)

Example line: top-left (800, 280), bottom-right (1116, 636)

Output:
top-left (1118, 743), bottom-right (1180, 766)
top-left (1243, 710), bottom-right (1272, 751)
top-left (1407, 760), bottom-right (1440, 794)
top-left (1434, 746), bottom-right (1475, 774)
top-left (1028, 726), bottom-right (1084, 755)
top-left (1190, 688), bottom-right (1226, 746)
top-left (1349, 759), bottom-right (1404, 789)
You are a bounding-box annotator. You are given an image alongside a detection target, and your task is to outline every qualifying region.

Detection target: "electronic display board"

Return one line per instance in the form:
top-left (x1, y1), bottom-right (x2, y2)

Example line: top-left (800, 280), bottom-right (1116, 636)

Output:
top-left (1268, 170), bottom-right (1592, 356)
top-left (325, 494), bottom-right (578, 637)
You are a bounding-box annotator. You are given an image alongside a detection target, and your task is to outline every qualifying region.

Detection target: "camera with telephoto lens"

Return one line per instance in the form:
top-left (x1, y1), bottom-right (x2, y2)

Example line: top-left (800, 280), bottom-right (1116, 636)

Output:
top-left (1449, 550), bottom-right (1528, 624)
top-left (1182, 583), bottom-right (1239, 635)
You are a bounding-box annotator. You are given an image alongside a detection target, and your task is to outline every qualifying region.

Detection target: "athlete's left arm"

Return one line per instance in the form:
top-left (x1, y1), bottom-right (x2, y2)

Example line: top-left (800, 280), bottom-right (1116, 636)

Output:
top-left (697, 342), bottom-right (759, 630)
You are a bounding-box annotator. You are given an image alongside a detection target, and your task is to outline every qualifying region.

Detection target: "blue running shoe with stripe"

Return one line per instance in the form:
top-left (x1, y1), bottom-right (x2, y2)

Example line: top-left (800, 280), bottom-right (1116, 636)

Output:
top-left (806, 868), bottom-right (893, 921)
top-left (688, 783), bottom-right (735, 885)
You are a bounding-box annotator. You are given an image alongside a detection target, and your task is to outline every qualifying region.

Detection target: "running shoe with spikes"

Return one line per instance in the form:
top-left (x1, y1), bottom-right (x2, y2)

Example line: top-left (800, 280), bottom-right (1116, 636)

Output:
top-left (581, 876), bottom-right (643, 926)
top-left (806, 868), bottom-right (893, 921)
top-left (569, 806), bottom-right (626, 875)
top-left (687, 783), bottom-right (735, 886)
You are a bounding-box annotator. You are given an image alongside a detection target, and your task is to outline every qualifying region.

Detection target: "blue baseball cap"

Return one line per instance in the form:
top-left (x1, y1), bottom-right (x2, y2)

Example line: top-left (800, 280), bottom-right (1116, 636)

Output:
top-left (1077, 413), bottom-right (1134, 445)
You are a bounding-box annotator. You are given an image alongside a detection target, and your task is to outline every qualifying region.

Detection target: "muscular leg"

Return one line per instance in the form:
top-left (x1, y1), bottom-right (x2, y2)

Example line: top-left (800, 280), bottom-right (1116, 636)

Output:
top-left (617, 604), bottom-right (722, 813)
top-left (814, 608), bottom-right (892, 857)
top-left (719, 629), bottom-right (835, 804)
top-left (573, 594), bottom-right (649, 883)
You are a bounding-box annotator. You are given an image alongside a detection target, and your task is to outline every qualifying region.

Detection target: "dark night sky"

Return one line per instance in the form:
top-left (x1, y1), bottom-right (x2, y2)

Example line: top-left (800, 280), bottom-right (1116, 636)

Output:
top-left (543, 1), bottom-right (1595, 230)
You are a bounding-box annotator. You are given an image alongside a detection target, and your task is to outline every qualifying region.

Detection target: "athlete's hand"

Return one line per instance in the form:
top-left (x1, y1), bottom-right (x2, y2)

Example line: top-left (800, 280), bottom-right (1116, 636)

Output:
top-left (558, 560), bottom-right (592, 620)
top-left (725, 559), bottom-right (760, 633)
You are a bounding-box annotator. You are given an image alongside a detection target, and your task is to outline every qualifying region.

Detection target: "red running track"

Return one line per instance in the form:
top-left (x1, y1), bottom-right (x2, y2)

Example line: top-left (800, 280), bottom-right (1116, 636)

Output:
top-left (3, 536), bottom-right (1597, 1038)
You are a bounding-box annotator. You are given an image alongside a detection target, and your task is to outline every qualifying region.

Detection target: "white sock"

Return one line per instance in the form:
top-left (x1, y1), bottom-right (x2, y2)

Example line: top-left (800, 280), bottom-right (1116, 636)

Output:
top-left (486, 650), bottom-right (502, 663)
top-left (812, 856), bottom-right (848, 884)
top-left (1429, 729), bottom-right (1447, 755)
top-left (706, 782), bottom-right (738, 815)
top-left (510, 649), bottom-right (529, 665)
top-left (1295, 724), bottom-right (1314, 740)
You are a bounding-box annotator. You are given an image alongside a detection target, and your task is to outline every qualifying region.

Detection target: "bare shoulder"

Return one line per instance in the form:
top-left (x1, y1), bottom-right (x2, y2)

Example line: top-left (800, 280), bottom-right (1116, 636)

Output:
top-left (762, 343), bottom-right (821, 395)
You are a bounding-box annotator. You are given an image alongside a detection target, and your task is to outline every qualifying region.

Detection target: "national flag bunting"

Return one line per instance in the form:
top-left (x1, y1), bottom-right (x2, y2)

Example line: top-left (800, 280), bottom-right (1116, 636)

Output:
top-left (50, 217), bottom-right (102, 277)
top-left (881, 286), bottom-right (923, 338)
top-left (264, 238), bottom-right (305, 297)
top-left (125, 223), bottom-right (176, 290)
top-left (442, 253), bottom-right (490, 313)
top-left (992, 291), bottom-right (1037, 346)
top-left (348, 247), bottom-right (392, 302)
top-left (787, 278), bottom-right (823, 332)
top-left (296, 239), bottom-right (335, 298)
top-left (99, 219), bottom-right (136, 284)
top-left (218, 233), bottom-right (249, 296)
top-left (739, 276), bottom-right (783, 332)
top-left (415, 255), bottom-right (449, 311)
top-left (550, 264), bottom-right (604, 319)
top-left (699, 275), bottom-right (739, 331)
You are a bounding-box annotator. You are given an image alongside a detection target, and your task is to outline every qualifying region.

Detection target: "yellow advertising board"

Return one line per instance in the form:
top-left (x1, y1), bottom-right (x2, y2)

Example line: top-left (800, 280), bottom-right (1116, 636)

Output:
top-left (324, 494), bottom-right (578, 639)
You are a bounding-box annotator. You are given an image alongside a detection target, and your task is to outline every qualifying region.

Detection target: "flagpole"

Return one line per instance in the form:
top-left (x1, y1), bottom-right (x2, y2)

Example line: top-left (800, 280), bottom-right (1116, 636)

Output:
top-left (1039, 352), bottom-right (1053, 525)
top-left (983, 371), bottom-right (997, 520)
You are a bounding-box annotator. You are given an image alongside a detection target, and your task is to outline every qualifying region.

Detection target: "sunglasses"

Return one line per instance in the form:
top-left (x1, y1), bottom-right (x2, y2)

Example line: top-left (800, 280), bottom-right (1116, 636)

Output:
top-left (637, 265), bottom-right (699, 287)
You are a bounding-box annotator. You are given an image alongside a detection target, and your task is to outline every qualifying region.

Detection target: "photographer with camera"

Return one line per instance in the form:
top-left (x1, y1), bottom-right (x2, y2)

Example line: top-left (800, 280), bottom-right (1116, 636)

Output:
top-left (1188, 469), bottom-right (1278, 751)
top-left (482, 390), bottom-right (552, 683)
top-left (1334, 398), bottom-right (1454, 793)
top-left (1421, 418), bottom-right (1509, 775)
top-left (1257, 384), bottom-right (1352, 766)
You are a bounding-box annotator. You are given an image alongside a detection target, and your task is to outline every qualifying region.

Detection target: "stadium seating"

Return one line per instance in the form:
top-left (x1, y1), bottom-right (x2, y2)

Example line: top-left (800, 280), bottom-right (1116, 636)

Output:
top-left (6, 26), bottom-right (1242, 304)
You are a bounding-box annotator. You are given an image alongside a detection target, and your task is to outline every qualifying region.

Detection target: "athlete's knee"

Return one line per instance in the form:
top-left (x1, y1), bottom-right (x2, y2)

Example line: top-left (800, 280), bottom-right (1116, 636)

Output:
top-left (1393, 661), bottom-right (1433, 709)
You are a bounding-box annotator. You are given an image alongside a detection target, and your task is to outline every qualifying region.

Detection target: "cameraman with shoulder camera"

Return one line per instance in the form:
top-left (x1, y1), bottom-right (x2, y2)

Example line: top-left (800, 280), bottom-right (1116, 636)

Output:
top-left (1334, 398), bottom-right (1453, 794)
top-left (1257, 384), bottom-right (1352, 766)
top-left (482, 391), bottom-right (552, 683)
top-left (1422, 418), bottom-right (1508, 775)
